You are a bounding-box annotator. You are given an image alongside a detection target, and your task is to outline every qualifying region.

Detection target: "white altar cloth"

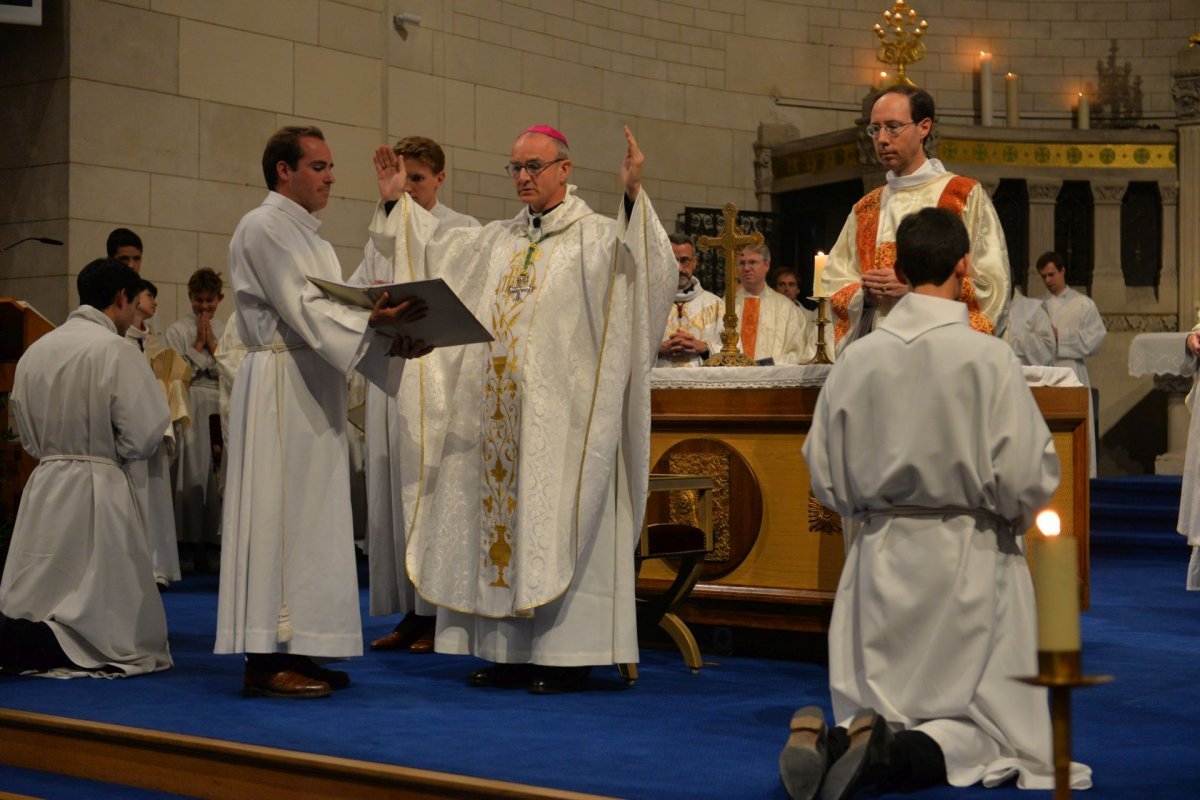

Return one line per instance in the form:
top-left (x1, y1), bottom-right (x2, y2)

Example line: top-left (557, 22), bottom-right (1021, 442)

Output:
top-left (650, 364), bottom-right (1079, 390)
top-left (1128, 332), bottom-right (1194, 378)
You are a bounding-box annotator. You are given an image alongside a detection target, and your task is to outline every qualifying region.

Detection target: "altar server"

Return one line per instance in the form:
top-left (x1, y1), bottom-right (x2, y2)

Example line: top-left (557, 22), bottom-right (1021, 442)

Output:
top-left (793, 208), bottom-right (1090, 799)
top-left (0, 258), bottom-right (172, 677)
top-left (352, 136), bottom-right (479, 654)
top-left (215, 125), bottom-right (429, 699)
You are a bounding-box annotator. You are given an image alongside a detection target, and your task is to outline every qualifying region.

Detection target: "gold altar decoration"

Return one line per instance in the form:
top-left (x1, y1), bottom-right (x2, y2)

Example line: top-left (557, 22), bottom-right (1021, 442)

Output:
top-left (667, 452), bottom-right (732, 562)
top-left (697, 202), bottom-right (762, 367)
top-left (873, 1), bottom-right (928, 89)
top-left (807, 494), bottom-right (842, 535)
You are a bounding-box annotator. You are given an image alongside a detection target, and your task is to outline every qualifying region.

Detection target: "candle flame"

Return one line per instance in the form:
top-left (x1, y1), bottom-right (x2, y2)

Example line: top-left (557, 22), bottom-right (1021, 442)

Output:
top-left (1036, 510), bottom-right (1061, 537)
top-left (816, 250), bottom-right (826, 257)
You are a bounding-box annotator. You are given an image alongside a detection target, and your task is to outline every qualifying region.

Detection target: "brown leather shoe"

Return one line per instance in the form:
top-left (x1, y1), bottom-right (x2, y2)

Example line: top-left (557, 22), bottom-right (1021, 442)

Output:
top-left (407, 629), bottom-right (435, 653)
top-left (243, 668), bottom-right (332, 699)
top-left (370, 612), bottom-right (434, 651)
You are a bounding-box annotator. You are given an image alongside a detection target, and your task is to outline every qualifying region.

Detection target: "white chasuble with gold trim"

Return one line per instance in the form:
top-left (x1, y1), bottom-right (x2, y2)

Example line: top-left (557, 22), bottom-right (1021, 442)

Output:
top-left (369, 186), bottom-right (676, 663)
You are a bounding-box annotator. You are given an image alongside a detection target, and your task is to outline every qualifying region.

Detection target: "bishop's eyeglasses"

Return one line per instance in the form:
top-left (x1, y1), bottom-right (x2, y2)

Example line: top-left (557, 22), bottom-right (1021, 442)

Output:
top-left (864, 121), bottom-right (917, 139)
top-left (504, 159), bottom-right (565, 179)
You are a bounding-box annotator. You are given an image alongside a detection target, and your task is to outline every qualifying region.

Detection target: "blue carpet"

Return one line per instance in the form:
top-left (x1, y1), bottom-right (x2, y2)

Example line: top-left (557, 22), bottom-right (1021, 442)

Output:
top-left (2, 547), bottom-right (1199, 799)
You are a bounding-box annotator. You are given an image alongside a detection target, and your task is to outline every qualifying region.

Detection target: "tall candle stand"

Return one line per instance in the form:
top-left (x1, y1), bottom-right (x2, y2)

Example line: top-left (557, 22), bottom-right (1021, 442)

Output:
top-left (807, 296), bottom-right (834, 364)
top-left (1015, 647), bottom-right (1112, 798)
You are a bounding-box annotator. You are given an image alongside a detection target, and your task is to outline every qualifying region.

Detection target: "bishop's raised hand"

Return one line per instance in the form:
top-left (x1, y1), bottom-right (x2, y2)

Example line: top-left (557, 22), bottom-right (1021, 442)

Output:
top-left (621, 125), bottom-right (644, 201)
top-left (374, 145), bottom-right (407, 202)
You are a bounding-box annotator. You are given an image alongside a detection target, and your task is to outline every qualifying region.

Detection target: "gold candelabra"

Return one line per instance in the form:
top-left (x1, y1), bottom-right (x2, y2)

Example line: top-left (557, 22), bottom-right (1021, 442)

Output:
top-left (873, 1), bottom-right (928, 88)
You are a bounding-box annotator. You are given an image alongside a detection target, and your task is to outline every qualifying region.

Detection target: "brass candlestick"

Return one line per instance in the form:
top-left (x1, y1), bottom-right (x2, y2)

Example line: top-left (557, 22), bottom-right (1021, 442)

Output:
top-left (873, 2), bottom-right (928, 88)
top-left (807, 296), bottom-right (834, 364)
top-left (1016, 651), bottom-right (1113, 799)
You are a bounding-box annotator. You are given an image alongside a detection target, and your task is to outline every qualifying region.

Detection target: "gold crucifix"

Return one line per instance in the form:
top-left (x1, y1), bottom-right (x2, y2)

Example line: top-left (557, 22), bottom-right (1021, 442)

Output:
top-left (697, 202), bottom-right (762, 367)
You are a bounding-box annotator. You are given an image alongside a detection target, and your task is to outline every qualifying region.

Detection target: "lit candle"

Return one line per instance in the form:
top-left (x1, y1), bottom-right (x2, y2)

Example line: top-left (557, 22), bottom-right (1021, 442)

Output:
top-left (1077, 91), bottom-right (1090, 130)
top-left (1032, 511), bottom-right (1081, 652)
top-left (813, 251), bottom-right (828, 297)
top-left (1005, 72), bottom-right (1019, 127)
top-left (878, 71), bottom-right (890, 90)
top-left (979, 52), bottom-right (993, 126)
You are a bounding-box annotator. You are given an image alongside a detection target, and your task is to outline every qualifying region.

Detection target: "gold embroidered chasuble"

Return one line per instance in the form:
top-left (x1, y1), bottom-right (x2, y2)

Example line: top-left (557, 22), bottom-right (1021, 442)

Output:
top-left (823, 162), bottom-right (1011, 350)
top-left (368, 187), bottom-right (677, 623)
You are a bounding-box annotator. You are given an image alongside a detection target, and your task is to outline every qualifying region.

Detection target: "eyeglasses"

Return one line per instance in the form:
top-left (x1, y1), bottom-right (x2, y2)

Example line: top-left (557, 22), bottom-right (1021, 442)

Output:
top-left (865, 121), bottom-right (917, 139)
top-left (504, 159), bottom-right (565, 179)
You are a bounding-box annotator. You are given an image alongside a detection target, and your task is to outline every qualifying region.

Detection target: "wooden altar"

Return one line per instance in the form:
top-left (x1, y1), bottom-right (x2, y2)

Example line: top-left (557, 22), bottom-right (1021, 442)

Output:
top-left (638, 382), bottom-right (1091, 633)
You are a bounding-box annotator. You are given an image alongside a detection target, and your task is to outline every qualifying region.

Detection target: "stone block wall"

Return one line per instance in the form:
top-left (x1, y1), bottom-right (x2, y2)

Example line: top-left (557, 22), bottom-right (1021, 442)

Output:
top-left (0, 0), bottom-right (1195, 339)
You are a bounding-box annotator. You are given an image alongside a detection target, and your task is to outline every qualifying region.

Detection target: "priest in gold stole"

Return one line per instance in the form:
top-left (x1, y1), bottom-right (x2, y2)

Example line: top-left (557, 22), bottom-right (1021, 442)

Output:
top-left (823, 86), bottom-right (1010, 352)
top-left (368, 125), bottom-right (676, 693)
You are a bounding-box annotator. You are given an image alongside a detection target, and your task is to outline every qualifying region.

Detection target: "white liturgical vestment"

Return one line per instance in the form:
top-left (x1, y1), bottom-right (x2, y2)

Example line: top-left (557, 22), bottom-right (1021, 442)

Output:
top-left (369, 185), bottom-right (675, 666)
top-left (734, 286), bottom-right (814, 364)
top-left (804, 293), bottom-right (1090, 790)
top-left (823, 159), bottom-right (1010, 351)
top-left (351, 199), bottom-right (480, 618)
top-left (165, 313), bottom-right (225, 546)
top-left (3, 305), bottom-right (172, 676)
top-left (1002, 289), bottom-right (1055, 367)
top-left (216, 192), bottom-right (398, 658)
top-left (1043, 286), bottom-right (1105, 477)
top-left (657, 277), bottom-right (722, 368)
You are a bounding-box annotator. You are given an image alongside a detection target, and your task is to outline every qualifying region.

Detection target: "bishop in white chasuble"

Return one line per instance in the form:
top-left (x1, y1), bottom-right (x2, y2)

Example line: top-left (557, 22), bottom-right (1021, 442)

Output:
top-left (369, 126), bottom-right (675, 671)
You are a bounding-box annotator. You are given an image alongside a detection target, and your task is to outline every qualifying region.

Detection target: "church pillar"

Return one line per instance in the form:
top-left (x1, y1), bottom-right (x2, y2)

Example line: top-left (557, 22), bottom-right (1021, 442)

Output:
top-left (1091, 181), bottom-right (1126, 307)
top-left (1173, 45), bottom-right (1200, 330)
top-left (1027, 180), bottom-right (1060, 291)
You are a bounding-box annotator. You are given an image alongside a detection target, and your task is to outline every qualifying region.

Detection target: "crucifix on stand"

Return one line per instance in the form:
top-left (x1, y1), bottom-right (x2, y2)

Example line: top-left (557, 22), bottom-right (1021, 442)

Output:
top-left (697, 202), bottom-right (762, 367)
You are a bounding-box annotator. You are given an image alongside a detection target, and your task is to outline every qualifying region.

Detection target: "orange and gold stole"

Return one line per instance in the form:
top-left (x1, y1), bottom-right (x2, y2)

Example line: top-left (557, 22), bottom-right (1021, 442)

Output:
top-left (831, 176), bottom-right (993, 345)
top-left (740, 296), bottom-right (760, 360)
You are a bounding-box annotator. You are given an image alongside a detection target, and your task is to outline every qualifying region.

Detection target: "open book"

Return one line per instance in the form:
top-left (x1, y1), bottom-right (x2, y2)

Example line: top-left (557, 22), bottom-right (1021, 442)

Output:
top-left (307, 276), bottom-right (493, 348)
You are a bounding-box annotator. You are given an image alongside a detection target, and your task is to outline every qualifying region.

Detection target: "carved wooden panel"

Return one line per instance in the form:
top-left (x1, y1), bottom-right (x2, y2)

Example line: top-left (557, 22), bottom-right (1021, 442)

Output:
top-left (650, 437), bottom-right (763, 580)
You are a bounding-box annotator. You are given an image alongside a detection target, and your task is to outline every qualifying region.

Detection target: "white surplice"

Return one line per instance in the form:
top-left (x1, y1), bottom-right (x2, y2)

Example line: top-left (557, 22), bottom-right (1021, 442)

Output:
top-left (734, 286), bottom-right (814, 364)
top-left (351, 200), bottom-right (480, 618)
top-left (824, 159), bottom-right (1010, 351)
top-left (3, 305), bottom-right (172, 676)
top-left (369, 186), bottom-right (675, 666)
top-left (656, 277), bottom-right (722, 368)
top-left (804, 293), bottom-right (1091, 790)
top-left (215, 191), bottom-right (399, 658)
top-left (1002, 289), bottom-right (1056, 367)
top-left (165, 313), bottom-right (225, 546)
top-left (1043, 287), bottom-right (1106, 477)
top-left (121, 332), bottom-right (180, 585)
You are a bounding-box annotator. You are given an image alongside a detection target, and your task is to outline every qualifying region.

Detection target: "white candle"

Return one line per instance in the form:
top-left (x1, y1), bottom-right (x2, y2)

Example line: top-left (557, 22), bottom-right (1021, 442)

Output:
top-left (979, 52), bottom-right (993, 126)
top-left (1032, 511), bottom-right (1081, 652)
top-left (1077, 92), bottom-right (1090, 130)
top-left (1005, 72), bottom-right (1019, 127)
top-left (813, 251), bottom-right (828, 298)
top-left (878, 71), bottom-right (890, 90)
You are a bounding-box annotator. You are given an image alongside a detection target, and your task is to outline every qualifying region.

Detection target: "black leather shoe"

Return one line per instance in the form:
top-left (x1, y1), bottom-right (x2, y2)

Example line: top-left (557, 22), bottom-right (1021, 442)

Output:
top-left (779, 705), bottom-right (828, 800)
top-left (293, 659), bottom-right (351, 690)
top-left (468, 662), bottom-right (535, 688)
top-left (821, 708), bottom-right (894, 800)
top-left (528, 665), bottom-right (592, 695)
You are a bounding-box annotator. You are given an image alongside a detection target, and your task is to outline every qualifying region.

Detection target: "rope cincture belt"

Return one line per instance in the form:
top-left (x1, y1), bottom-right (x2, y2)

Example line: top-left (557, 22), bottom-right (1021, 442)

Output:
top-left (246, 340), bottom-right (310, 644)
top-left (855, 504), bottom-right (1015, 535)
top-left (40, 454), bottom-right (121, 468)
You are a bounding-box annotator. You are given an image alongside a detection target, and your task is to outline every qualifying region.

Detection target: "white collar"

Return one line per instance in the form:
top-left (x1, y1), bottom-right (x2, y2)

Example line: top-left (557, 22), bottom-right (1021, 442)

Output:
top-left (885, 158), bottom-right (947, 191)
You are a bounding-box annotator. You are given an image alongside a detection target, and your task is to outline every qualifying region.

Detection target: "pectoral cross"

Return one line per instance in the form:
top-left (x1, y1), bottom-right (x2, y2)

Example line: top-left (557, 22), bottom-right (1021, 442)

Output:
top-left (697, 202), bottom-right (763, 367)
top-left (507, 240), bottom-right (538, 302)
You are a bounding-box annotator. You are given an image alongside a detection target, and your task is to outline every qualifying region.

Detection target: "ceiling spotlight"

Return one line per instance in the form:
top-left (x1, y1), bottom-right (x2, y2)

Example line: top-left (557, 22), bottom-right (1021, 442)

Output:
top-left (393, 12), bottom-right (421, 40)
